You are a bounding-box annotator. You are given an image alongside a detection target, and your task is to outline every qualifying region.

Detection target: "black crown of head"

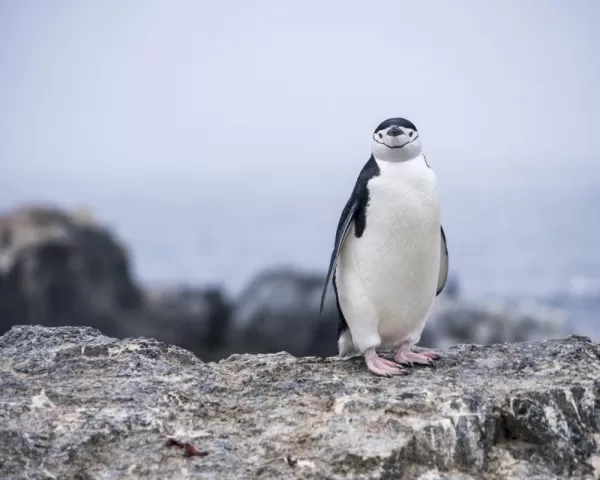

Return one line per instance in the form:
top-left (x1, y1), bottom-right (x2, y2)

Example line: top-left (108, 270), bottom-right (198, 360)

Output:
top-left (374, 117), bottom-right (417, 133)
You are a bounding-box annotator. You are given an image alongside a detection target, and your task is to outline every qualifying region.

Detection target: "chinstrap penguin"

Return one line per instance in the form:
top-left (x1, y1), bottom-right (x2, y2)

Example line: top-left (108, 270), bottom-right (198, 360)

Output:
top-left (320, 117), bottom-right (449, 377)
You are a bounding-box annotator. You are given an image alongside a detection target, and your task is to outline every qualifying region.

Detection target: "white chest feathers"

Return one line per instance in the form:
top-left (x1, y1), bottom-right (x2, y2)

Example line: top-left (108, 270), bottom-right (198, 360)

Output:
top-left (335, 154), bottom-right (442, 351)
top-left (372, 155), bottom-right (438, 212)
top-left (364, 156), bottom-right (440, 248)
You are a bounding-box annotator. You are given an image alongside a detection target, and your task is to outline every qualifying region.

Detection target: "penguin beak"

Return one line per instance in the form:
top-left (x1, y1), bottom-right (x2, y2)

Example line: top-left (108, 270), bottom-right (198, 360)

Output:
top-left (387, 126), bottom-right (404, 137)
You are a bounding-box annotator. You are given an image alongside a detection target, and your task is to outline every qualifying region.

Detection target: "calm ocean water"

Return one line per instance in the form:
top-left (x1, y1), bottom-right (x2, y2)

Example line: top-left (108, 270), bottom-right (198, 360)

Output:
top-left (2, 167), bottom-right (600, 339)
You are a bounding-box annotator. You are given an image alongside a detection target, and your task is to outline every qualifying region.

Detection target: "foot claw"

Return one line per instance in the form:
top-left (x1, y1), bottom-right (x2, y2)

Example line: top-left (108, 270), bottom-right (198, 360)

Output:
top-left (364, 348), bottom-right (404, 377)
top-left (394, 346), bottom-right (440, 367)
top-left (379, 357), bottom-right (402, 369)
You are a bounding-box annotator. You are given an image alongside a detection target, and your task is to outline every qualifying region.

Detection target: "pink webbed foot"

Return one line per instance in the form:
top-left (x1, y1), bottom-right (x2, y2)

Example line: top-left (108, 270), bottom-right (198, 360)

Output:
top-left (364, 348), bottom-right (404, 377)
top-left (394, 344), bottom-right (439, 367)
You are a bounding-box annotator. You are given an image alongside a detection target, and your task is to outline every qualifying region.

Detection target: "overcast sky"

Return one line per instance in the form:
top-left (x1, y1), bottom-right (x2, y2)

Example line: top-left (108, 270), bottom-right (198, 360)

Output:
top-left (1, 0), bottom-right (599, 201)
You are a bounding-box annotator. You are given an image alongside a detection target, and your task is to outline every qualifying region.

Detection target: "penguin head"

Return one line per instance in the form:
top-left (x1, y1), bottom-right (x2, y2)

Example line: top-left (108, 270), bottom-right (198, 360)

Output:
top-left (371, 117), bottom-right (422, 162)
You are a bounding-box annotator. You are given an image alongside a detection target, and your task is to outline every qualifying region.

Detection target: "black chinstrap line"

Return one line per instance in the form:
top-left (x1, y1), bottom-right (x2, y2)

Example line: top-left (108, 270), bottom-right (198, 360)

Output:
top-left (372, 134), bottom-right (420, 149)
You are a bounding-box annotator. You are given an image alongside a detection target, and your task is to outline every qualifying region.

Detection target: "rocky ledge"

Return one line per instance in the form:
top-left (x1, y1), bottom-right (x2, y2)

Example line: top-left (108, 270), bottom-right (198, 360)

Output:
top-left (1, 326), bottom-right (600, 479)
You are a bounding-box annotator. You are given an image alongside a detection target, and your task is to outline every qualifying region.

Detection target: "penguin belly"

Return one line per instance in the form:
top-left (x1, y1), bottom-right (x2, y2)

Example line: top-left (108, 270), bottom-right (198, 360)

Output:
top-left (336, 159), bottom-right (441, 352)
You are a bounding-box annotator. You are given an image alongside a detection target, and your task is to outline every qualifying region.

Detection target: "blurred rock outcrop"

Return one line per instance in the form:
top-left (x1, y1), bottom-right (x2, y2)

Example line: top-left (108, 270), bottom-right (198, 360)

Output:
top-left (222, 268), bottom-right (566, 359)
top-left (421, 295), bottom-right (567, 349)
top-left (135, 285), bottom-right (233, 361)
top-left (2, 325), bottom-right (600, 479)
top-left (0, 206), bottom-right (142, 338)
top-left (226, 267), bottom-right (339, 358)
top-left (0, 205), bottom-right (569, 363)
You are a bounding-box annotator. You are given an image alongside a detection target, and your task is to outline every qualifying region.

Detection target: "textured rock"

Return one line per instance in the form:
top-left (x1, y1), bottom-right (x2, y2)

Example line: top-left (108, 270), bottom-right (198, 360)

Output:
top-left (0, 206), bottom-right (142, 338)
top-left (1, 325), bottom-right (599, 479)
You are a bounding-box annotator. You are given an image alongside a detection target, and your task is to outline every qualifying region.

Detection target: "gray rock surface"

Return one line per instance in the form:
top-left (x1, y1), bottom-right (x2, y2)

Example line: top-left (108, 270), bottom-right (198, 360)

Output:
top-left (1, 325), bottom-right (599, 479)
top-left (0, 206), bottom-right (142, 338)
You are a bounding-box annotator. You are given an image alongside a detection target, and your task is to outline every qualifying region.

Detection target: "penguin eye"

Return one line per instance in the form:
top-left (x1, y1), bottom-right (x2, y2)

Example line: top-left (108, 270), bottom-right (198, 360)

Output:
top-left (378, 133), bottom-right (383, 139)
top-left (408, 131), bottom-right (413, 137)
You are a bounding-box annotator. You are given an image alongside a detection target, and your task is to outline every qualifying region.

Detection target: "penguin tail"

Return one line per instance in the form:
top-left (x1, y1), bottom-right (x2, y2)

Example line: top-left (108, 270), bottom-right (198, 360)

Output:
top-left (337, 329), bottom-right (357, 357)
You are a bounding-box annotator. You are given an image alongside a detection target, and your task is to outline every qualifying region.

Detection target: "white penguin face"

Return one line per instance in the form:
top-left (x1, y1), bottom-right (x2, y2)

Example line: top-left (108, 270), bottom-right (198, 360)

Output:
top-left (371, 118), bottom-right (423, 162)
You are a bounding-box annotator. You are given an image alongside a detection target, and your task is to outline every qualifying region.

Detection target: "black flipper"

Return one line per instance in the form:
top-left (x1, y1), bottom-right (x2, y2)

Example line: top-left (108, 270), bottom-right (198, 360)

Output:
top-left (319, 156), bottom-right (380, 314)
top-left (436, 225), bottom-right (449, 295)
top-left (424, 154), bottom-right (449, 295)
